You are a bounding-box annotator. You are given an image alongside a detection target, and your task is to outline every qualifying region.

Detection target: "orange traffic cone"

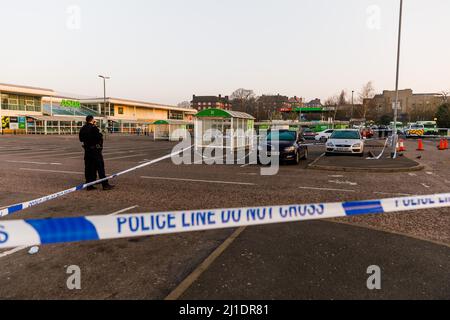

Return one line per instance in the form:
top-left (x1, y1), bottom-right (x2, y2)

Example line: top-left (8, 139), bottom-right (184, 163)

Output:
top-left (444, 139), bottom-right (449, 150)
top-left (399, 139), bottom-right (406, 152)
top-left (417, 139), bottom-right (425, 151)
top-left (438, 139), bottom-right (446, 151)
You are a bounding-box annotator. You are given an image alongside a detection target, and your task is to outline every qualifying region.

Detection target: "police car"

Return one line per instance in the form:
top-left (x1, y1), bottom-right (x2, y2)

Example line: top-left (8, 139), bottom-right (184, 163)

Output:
top-left (405, 124), bottom-right (425, 138)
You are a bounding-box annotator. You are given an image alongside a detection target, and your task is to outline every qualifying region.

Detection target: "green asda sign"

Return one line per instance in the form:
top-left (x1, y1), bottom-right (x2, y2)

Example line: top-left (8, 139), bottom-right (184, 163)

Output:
top-left (61, 99), bottom-right (81, 108)
top-left (294, 107), bottom-right (323, 113)
top-left (19, 117), bottom-right (26, 130)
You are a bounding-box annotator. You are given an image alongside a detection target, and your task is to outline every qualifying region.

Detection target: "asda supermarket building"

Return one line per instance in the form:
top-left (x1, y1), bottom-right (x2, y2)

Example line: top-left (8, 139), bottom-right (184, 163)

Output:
top-left (0, 83), bottom-right (196, 135)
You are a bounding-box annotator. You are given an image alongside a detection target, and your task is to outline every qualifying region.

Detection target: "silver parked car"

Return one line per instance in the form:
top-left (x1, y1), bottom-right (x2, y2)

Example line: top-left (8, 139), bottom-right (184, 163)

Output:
top-left (325, 129), bottom-right (365, 156)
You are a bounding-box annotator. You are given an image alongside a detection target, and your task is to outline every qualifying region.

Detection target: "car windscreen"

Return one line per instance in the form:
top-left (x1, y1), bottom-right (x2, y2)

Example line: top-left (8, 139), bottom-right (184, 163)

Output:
top-left (267, 131), bottom-right (297, 141)
top-left (330, 131), bottom-right (360, 140)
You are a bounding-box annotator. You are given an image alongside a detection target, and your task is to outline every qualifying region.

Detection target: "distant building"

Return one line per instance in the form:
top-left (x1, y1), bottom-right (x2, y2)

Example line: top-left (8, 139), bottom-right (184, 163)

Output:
top-left (256, 94), bottom-right (289, 120)
top-left (278, 96), bottom-right (303, 113)
top-left (258, 94), bottom-right (289, 106)
top-left (288, 96), bottom-right (304, 108)
top-left (305, 98), bottom-right (323, 108)
top-left (0, 82), bottom-right (196, 134)
top-left (191, 95), bottom-right (232, 111)
top-left (364, 89), bottom-right (445, 122)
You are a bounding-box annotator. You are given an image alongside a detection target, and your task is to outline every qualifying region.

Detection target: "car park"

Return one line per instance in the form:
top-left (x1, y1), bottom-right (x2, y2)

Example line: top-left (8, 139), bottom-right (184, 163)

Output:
top-left (326, 129), bottom-right (365, 156)
top-left (258, 130), bottom-right (308, 164)
top-left (315, 129), bottom-right (334, 143)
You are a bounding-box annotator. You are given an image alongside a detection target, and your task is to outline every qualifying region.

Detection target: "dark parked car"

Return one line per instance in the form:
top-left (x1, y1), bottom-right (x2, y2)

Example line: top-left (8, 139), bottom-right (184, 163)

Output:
top-left (258, 130), bottom-right (308, 164)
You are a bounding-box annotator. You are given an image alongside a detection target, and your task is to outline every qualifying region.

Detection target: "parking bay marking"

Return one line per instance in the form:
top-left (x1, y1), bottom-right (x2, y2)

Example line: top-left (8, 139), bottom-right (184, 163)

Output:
top-left (20, 168), bottom-right (84, 175)
top-left (328, 180), bottom-right (358, 186)
top-left (104, 154), bottom-right (147, 161)
top-left (373, 191), bottom-right (413, 196)
top-left (0, 246), bottom-right (29, 259)
top-left (19, 168), bottom-right (114, 176)
top-left (6, 160), bottom-right (62, 166)
top-left (299, 186), bottom-right (356, 193)
top-left (21, 150), bottom-right (83, 158)
top-left (165, 227), bottom-right (247, 301)
top-left (141, 176), bottom-right (256, 186)
top-left (109, 205), bottom-right (139, 216)
top-left (68, 150), bottom-right (140, 159)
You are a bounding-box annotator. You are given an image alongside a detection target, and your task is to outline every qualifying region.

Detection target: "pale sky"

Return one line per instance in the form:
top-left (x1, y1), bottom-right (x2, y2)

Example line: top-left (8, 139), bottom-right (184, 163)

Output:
top-left (1, 0), bottom-right (449, 105)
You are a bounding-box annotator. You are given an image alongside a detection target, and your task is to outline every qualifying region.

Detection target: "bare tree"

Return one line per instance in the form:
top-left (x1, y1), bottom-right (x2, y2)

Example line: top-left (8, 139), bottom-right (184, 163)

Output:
top-left (358, 81), bottom-right (376, 119)
top-left (441, 91), bottom-right (449, 102)
top-left (324, 95), bottom-right (338, 107)
top-left (177, 101), bottom-right (191, 108)
top-left (331, 90), bottom-right (348, 123)
top-left (338, 90), bottom-right (348, 106)
top-left (230, 88), bottom-right (255, 101)
top-left (231, 88), bottom-right (257, 115)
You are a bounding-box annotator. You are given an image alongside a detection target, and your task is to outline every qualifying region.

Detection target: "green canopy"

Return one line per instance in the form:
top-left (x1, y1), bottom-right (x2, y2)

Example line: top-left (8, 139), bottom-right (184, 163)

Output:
top-left (153, 120), bottom-right (170, 125)
top-left (153, 120), bottom-right (192, 125)
top-left (195, 108), bottom-right (255, 120)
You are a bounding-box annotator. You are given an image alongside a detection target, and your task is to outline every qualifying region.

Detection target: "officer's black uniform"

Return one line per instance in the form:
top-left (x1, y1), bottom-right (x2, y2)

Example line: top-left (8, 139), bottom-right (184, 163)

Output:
top-left (79, 122), bottom-right (111, 189)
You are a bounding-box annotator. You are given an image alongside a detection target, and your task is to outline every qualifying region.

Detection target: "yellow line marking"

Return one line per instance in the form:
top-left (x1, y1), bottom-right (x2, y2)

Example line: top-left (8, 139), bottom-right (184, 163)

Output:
top-left (165, 227), bottom-right (247, 301)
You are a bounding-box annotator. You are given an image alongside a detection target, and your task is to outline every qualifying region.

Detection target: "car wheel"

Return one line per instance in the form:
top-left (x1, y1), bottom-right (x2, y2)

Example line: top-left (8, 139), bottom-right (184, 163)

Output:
top-left (295, 152), bottom-right (301, 165)
top-left (301, 148), bottom-right (308, 160)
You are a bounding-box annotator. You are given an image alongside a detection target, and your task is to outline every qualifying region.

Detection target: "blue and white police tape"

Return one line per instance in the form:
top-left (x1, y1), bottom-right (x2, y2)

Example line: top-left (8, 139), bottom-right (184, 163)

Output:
top-left (1, 192), bottom-right (449, 249)
top-left (0, 146), bottom-right (192, 218)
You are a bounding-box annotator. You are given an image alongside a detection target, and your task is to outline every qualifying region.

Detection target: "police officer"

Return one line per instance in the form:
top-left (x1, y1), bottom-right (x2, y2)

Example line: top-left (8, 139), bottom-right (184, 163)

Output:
top-left (79, 116), bottom-right (115, 191)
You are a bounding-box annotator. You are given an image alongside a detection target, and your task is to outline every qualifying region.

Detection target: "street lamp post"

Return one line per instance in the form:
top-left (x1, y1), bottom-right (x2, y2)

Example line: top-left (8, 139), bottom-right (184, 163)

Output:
top-left (392, 0), bottom-right (404, 158)
top-left (98, 75), bottom-right (110, 133)
top-left (351, 90), bottom-right (354, 120)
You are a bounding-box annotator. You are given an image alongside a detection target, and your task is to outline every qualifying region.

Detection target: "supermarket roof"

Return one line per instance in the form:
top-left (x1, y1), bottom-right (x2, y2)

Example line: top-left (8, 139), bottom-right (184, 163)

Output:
top-left (0, 82), bottom-right (197, 114)
top-left (0, 83), bottom-right (55, 97)
top-left (79, 97), bottom-right (197, 114)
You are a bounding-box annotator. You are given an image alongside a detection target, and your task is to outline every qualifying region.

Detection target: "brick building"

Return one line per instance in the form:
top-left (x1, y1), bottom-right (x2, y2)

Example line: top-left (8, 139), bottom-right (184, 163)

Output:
top-left (191, 95), bottom-right (232, 111)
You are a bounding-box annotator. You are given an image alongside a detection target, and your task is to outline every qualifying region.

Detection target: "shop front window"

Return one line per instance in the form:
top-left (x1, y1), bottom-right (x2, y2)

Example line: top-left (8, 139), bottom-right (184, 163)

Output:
top-left (168, 111), bottom-right (183, 120)
top-left (0, 94), bottom-right (41, 112)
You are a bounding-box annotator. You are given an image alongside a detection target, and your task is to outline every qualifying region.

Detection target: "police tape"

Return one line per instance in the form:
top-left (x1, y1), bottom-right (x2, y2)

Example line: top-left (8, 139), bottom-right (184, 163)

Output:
top-left (0, 146), bottom-right (192, 218)
top-left (367, 138), bottom-right (391, 160)
top-left (1, 192), bottom-right (449, 249)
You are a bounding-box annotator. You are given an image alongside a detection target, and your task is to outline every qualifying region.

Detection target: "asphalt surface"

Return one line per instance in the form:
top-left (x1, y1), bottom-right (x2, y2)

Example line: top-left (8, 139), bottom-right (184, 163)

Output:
top-left (312, 140), bottom-right (421, 171)
top-left (0, 135), bottom-right (448, 299)
top-left (180, 221), bottom-right (450, 300)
